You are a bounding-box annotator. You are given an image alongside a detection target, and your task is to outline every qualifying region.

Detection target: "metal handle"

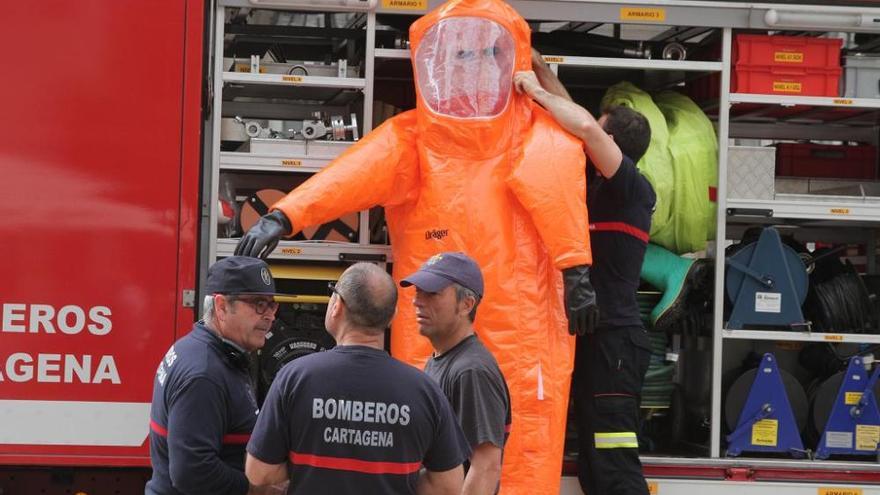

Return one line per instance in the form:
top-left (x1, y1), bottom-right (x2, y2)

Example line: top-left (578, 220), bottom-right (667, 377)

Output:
top-left (726, 403), bottom-right (773, 443)
top-left (727, 208), bottom-right (774, 217)
top-left (726, 258), bottom-right (775, 288)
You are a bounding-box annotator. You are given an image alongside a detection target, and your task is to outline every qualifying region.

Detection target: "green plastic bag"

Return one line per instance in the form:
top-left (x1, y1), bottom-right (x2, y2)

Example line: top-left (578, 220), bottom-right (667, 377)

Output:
top-left (654, 90), bottom-right (718, 253)
top-left (601, 83), bottom-right (718, 254)
top-left (601, 82), bottom-right (675, 249)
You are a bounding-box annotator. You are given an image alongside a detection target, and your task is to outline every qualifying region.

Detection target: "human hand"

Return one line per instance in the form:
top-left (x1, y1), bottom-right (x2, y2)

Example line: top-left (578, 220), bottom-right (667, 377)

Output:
top-left (513, 70), bottom-right (543, 98)
top-left (248, 481), bottom-right (289, 495)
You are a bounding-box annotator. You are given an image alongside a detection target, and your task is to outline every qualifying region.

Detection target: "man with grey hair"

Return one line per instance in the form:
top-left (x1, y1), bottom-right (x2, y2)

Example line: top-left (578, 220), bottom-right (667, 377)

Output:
top-left (245, 262), bottom-right (470, 495)
top-left (401, 252), bottom-right (511, 495)
top-left (147, 256), bottom-right (285, 495)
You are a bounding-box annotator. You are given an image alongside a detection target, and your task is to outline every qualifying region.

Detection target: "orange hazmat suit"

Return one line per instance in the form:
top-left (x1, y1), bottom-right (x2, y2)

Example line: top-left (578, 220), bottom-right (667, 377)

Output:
top-left (271, 0), bottom-right (591, 492)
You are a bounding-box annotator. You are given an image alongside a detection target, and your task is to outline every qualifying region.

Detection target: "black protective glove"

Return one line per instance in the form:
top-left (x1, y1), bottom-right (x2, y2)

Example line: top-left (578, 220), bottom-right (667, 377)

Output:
top-left (234, 210), bottom-right (292, 259)
top-left (562, 265), bottom-right (600, 336)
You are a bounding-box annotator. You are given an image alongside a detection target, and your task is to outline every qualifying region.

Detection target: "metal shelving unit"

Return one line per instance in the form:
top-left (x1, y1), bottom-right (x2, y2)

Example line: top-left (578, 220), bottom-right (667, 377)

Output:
top-left (208, 2), bottom-right (388, 264)
top-left (203, 0), bottom-right (880, 491)
top-left (219, 151), bottom-right (331, 173)
top-left (543, 55), bottom-right (723, 72)
top-left (374, 48), bottom-right (409, 59)
top-left (222, 71), bottom-right (367, 89)
top-left (730, 93), bottom-right (880, 109)
top-left (722, 329), bottom-right (880, 344)
top-left (216, 238), bottom-right (392, 262)
top-left (727, 197), bottom-right (880, 223)
top-left (714, 17), bottom-right (880, 485)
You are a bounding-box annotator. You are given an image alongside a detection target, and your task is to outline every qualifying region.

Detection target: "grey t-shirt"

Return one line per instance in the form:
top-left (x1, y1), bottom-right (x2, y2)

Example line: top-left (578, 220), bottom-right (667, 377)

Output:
top-left (424, 334), bottom-right (511, 450)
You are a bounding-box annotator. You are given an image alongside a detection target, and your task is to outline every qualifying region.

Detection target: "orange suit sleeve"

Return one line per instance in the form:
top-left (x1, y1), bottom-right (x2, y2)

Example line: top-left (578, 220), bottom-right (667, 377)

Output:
top-left (271, 112), bottom-right (419, 233)
top-left (507, 110), bottom-right (593, 268)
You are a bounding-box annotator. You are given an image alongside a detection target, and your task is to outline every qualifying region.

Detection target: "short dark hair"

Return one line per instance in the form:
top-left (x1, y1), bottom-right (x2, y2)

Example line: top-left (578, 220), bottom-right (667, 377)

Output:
top-left (453, 283), bottom-right (480, 322)
top-left (600, 105), bottom-right (651, 163)
top-left (335, 263), bottom-right (397, 333)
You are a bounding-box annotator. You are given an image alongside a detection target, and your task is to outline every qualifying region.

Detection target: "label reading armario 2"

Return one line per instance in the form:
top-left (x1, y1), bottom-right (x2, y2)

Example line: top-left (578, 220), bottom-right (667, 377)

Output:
top-left (0, 303), bottom-right (120, 384)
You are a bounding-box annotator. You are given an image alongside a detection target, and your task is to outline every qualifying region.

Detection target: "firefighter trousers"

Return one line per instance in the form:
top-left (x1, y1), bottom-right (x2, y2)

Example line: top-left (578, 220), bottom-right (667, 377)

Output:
top-left (574, 325), bottom-right (652, 495)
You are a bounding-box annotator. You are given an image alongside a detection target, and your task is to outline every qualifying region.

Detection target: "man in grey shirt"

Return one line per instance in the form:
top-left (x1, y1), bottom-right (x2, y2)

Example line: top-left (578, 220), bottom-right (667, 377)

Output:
top-left (401, 252), bottom-right (512, 495)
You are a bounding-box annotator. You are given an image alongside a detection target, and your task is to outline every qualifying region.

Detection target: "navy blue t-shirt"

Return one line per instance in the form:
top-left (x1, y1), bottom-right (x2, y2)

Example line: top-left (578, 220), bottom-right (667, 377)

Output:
top-left (248, 345), bottom-right (470, 494)
top-left (146, 323), bottom-right (258, 495)
top-left (587, 156), bottom-right (656, 327)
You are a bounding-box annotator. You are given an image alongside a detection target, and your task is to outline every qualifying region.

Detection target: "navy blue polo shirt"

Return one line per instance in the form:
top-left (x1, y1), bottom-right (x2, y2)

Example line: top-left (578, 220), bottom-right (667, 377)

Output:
top-left (248, 345), bottom-right (470, 494)
top-left (587, 156), bottom-right (656, 327)
top-left (146, 323), bottom-right (258, 495)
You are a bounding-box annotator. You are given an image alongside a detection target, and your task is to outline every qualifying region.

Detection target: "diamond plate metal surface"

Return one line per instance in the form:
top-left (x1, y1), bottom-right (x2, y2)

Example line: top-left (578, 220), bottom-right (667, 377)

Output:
top-left (728, 146), bottom-right (776, 200)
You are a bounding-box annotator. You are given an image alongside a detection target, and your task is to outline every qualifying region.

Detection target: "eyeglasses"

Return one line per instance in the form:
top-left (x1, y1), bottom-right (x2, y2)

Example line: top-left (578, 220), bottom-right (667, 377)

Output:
top-left (231, 296), bottom-right (279, 315)
top-left (328, 281), bottom-right (345, 305)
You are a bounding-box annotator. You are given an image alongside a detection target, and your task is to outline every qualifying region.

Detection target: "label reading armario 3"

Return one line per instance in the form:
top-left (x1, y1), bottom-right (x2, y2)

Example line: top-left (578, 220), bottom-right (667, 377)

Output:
top-left (0, 303), bottom-right (119, 384)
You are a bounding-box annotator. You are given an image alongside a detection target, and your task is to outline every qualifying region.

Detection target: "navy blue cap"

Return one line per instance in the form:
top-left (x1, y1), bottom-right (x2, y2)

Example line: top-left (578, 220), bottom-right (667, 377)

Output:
top-left (205, 256), bottom-right (279, 296)
top-left (400, 252), bottom-right (484, 297)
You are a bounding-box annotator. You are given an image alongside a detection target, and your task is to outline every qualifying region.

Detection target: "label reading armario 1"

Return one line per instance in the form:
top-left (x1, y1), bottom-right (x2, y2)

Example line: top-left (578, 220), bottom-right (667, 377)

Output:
top-left (0, 303), bottom-right (120, 384)
top-left (381, 0), bottom-right (427, 10)
top-left (620, 7), bottom-right (666, 22)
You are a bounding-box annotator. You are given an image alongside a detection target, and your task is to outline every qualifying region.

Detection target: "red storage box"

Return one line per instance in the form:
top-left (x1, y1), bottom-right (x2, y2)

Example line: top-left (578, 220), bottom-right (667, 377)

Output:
top-left (732, 34), bottom-right (842, 97)
top-left (735, 34), bottom-right (842, 69)
top-left (732, 65), bottom-right (841, 96)
top-left (776, 143), bottom-right (877, 179)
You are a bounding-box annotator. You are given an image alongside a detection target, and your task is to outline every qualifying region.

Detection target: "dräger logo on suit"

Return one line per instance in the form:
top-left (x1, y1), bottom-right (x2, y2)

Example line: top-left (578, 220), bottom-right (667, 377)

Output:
top-left (424, 229), bottom-right (449, 241)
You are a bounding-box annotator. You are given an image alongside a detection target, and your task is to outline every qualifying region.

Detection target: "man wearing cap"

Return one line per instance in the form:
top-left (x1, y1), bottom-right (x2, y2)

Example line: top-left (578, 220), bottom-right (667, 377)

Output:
top-left (146, 256), bottom-right (285, 495)
top-left (401, 253), bottom-right (511, 495)
top-left (245, 262), bottom-right (470, 495)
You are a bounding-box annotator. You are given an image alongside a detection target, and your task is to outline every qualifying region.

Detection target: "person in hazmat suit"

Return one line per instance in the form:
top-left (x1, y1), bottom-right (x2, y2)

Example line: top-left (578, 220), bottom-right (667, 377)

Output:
top-left (235, 0), bottom-right (599, 493)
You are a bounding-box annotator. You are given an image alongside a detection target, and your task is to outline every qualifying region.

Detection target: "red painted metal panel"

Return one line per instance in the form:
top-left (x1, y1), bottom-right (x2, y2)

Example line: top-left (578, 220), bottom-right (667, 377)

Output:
top-left (177, 0), bottom-right (205, 343)
top-left (0, 0), bottom-right (204, 466)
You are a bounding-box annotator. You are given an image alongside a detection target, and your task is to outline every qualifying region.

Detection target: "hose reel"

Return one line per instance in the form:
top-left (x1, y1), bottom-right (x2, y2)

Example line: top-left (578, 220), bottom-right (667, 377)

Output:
top-left (725, 227), bottom-right (809, 330)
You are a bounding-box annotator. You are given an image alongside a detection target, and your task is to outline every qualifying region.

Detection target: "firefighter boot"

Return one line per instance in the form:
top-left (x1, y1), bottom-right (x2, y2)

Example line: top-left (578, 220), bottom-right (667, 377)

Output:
top-left (640, 243), bottom-right (712, 332)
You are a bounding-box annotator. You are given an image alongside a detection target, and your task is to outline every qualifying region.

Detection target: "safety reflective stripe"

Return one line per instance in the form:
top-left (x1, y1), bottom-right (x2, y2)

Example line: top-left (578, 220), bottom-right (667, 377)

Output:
top-left (150, 419), bottom-right (251, 445)
top-left (289, 451), bottom-right (421, 475)
top-left (594, 431), bottom-right (639, 449)
top-left (589, 222), bottom-right (649, 244)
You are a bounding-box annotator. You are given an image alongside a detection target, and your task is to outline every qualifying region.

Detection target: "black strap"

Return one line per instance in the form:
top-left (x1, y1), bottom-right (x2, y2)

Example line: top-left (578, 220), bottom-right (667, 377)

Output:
top-left (248, 194), bottom-right (271, 216)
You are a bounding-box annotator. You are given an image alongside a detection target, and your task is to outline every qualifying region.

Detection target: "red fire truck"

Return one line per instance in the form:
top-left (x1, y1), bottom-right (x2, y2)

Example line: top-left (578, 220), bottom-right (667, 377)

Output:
top-left (1, 1), bottom-right (204, 491)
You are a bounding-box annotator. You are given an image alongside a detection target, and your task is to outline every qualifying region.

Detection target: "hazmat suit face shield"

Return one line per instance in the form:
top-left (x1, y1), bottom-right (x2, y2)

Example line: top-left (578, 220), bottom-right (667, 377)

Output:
top-left (414, 17), bottom-right (516, 119)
